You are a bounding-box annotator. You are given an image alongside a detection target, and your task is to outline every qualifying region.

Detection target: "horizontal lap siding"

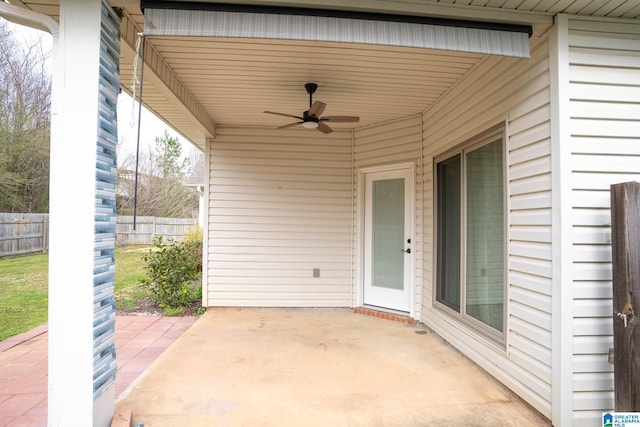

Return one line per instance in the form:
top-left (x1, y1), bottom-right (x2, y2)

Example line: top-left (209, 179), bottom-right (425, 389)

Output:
top-left (207, 127), bottom-right (353, 307)
top-left (354, 117), bottom-right (423, 314)
top-left (421, 39), bottom-right (553, 418)
top-left (568, 17), bottom-right (640, 426)
top-left (354, 117), bottom-right (422, 170)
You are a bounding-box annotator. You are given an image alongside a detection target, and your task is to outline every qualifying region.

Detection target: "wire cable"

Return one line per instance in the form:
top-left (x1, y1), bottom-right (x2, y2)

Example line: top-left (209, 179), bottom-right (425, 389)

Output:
top-left (133, 34), bottom-right (146, 230)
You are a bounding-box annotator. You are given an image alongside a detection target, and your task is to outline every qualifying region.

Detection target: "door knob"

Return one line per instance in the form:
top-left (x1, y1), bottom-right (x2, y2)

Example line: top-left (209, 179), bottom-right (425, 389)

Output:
top-left (401, 248), bottom-right (411, 254)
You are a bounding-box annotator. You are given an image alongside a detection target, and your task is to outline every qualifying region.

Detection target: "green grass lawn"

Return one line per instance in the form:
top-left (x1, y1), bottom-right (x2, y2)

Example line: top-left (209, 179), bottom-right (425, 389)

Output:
top-left (0, 252), bottom-right (49, 342)
top-left (114, 245), bottom-right (152, 312)
top-left (0, 245), bottom-right (151, 342)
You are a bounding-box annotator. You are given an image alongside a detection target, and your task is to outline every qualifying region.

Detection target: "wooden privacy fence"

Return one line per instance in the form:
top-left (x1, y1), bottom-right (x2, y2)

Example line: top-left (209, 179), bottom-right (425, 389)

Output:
top-left (0, 213), bottom-right (49, 257)
top-left (115, 216), bottom-right (198, 246)
top-left (0, 214), bottom-right (198, 257)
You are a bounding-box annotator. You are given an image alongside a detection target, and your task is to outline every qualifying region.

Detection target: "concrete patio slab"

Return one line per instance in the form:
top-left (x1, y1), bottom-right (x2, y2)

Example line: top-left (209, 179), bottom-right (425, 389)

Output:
top-left (116, 308), bottom-right (551, 427)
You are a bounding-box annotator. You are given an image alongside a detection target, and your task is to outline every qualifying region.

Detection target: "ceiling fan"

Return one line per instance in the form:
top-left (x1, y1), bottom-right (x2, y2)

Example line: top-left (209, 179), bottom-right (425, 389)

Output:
top-left (264, 83), bottom-right (359, 134)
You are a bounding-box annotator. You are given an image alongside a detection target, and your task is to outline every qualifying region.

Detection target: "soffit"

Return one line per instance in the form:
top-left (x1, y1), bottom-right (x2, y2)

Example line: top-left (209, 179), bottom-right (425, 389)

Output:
top-left (143, 36), bottom-right (485, 129)
top-left (8, 0), bottom-right (640, 147)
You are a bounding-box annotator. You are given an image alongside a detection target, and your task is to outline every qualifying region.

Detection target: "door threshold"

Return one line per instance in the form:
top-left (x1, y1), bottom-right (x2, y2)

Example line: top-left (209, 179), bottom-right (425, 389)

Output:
top-left (355, 306), bottom-right (414, 325)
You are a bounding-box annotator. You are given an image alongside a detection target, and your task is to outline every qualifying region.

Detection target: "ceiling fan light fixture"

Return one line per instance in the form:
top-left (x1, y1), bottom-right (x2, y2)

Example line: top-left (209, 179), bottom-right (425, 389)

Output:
top-left (264, 83), bottom-right (359, 134)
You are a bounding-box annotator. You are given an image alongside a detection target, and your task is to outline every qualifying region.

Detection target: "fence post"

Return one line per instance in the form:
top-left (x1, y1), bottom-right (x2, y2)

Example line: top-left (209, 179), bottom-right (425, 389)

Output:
top-left (610, 181), bottom-right (640, 412)
top-left (42, 216), bottom-right (49, 253)
top-left (11, 219), bottom-right (17, 255)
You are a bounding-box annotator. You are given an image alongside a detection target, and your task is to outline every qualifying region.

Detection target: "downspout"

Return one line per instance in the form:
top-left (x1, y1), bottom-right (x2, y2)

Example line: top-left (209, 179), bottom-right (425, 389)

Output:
top-left (351, 128), bottom-right (356, 308)
top-left (201, 138), bottom-right (212, 308)
top-left (419, 112), bottom-right (425, 321)
top-left (0, 2), bottom-right (59, 37)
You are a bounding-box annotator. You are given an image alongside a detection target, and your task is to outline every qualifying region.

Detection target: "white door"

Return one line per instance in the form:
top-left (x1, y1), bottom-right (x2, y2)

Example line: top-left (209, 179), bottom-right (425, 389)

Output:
top-left (363, 166), bottom-right (413, 312)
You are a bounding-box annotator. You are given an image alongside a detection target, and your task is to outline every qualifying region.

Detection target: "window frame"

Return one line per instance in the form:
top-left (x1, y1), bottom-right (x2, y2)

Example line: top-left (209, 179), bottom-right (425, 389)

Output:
top-left (433, 125), bottom-right (508, 345)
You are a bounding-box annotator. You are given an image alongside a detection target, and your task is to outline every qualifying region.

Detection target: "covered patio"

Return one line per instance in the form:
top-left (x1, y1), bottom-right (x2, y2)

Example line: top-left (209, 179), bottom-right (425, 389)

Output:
top-left (115, 308), bottom-right (550, 426)
top-left (2, 1), bottom-right (639, 425)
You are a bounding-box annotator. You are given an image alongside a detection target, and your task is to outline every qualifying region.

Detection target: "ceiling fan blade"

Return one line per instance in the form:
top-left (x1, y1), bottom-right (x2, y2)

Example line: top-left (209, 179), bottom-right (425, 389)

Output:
top-left (317, 122), bottom-right (333, 134)
top-left (321, 116), bottom-right (360, 123)
top-left (308, 101), bottom-right (326, 118)
top-left (277, 122), bottom-right (303, 129)
top-left (264, 111), bottom-right (304, 120)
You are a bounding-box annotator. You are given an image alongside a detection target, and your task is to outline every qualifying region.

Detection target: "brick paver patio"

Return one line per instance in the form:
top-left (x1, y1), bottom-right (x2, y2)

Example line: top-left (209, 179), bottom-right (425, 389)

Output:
top-left (0, 315), bottom-right (199, 427)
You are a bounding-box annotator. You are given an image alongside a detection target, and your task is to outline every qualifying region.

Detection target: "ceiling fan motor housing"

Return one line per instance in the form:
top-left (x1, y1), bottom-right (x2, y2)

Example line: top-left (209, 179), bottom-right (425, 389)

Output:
top-left (303, 110), bottom-right (319, 122)
top-left (305, 82), bottom-right (318, 95)
top-left (302, 110), bottom-right (319, 128)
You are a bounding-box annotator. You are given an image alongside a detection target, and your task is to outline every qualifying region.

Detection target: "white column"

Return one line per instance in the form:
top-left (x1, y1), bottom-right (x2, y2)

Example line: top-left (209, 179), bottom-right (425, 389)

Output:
top-left (549, 14), bottom-right (574, 427)
top-left (48, 0), bottom-right (114, 426)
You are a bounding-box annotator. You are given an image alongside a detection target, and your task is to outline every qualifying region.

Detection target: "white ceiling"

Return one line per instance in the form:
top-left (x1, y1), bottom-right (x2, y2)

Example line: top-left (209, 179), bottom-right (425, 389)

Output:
top-left (148, 37), bottom-right (485, 125)
top-left (7, 0), bottom-right (640, 149)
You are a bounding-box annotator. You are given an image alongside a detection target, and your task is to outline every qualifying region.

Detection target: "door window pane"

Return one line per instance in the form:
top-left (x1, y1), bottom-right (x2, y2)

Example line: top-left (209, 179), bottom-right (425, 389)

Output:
top-left (436, 155), bottom-right (461, 311)
top-left (465, 140), bottom-right (504, 332)
top-left (372, 178), bottom-right (405, 290)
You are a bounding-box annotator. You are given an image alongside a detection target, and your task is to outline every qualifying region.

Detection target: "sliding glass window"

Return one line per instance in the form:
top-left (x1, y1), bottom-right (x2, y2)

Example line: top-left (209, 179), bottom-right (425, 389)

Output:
top-left (435, 127), bottom-right (505, 338)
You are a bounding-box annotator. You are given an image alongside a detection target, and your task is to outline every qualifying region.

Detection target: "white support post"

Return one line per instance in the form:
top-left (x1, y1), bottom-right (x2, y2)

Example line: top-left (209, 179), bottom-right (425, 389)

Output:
top-left (48, 1), bottom-right (116, 426)
top-left (549, 13), bottom-right (574, 427)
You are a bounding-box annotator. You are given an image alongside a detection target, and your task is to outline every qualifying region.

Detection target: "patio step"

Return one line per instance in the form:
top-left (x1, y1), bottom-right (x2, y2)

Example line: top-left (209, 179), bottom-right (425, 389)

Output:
top-left (354, 307), bottom-right (415, 324)
top-left (111, 407), bottom-right (132, 427)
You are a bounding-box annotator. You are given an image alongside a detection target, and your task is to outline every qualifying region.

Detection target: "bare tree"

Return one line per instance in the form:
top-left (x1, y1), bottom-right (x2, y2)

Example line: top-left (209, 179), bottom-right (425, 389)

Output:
top-left (0, 20), bottom-right (51, 212)
top-left (116, 130), bottom-right (199, 218)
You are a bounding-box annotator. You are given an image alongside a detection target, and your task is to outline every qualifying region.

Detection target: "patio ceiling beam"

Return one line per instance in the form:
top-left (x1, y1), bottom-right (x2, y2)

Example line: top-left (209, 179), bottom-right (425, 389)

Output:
top-left (143, 5), bottom-right (532, 58)
top-left (142, 1), bottom-right (533, 36)
top-left (140, 0), bottom-right (553, 37)
top-left (0, 1), bottom-right (59, 35)
top-left (120, 11), bottom-right (216, 139)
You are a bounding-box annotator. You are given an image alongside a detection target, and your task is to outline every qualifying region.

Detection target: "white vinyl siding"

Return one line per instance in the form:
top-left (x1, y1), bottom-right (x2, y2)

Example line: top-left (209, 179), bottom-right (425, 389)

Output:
top-left (354, 117), bottom-right (423, 315)
top-left (206, 127), bottom-right (354, 307)
top-left (199, 15), bottom-right (638, 427)
top-left (421, 37), bottom-right (553, 418)
top-left (567, 17), bottom-right (640, 427)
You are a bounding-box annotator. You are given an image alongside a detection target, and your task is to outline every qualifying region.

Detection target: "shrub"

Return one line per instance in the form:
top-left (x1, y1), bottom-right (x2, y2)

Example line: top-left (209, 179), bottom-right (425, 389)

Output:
top-left (183, 225), bottom-right (203, 272)
top-left (183, 224), bottom-right (203, 244)
top-left (142, 234), bottom-right (202, 308)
